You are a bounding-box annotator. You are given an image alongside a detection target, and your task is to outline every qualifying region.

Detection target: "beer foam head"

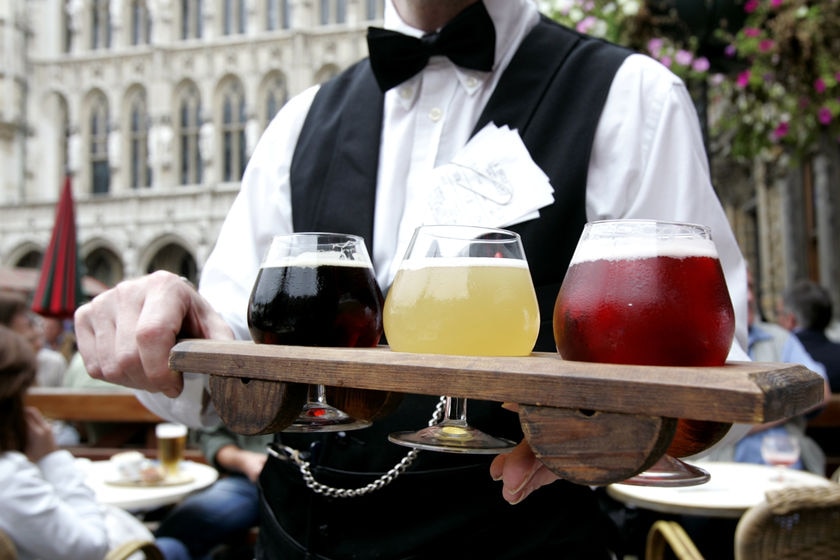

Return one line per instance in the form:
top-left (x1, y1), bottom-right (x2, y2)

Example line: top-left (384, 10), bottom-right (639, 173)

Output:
top-left (400, 256), bottom-right (530, 271)
top-left (571, 236), bottom-right (719, 264)
top-left (155, 422), bottom-right (188, 438)
top-left (262, 251), bottom-right (372, 268)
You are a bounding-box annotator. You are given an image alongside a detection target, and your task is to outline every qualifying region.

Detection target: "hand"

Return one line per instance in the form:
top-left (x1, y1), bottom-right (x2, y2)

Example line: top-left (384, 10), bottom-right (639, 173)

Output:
top-left (24, 407), bottom-right (58, 462)
top-left (237, 450), bottom-right (268, 483)
top-left (489, 441), bottom-right (560, 505)
top-left (216, 445), bottom-right (268, 482)
top-left (74, 270), bottom-right (234, 398)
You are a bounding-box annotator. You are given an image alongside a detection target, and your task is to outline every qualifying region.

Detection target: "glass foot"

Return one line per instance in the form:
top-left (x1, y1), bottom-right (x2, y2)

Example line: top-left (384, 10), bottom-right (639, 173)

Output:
top-left (282, 402), bottom-right (371, 433)
top-left (388, 424), bottom-right (516, 454)
top-left (619, 454), bottom-right (710, 487)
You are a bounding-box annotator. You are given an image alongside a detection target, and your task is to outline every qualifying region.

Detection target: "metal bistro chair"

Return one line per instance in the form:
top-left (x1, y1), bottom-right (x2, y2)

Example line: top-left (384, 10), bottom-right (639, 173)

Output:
top-left (646, 484), bottom-right (840, 560)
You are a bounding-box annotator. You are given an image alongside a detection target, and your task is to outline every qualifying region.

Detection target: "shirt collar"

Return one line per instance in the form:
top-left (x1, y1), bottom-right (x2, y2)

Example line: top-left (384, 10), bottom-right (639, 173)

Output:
top-left (383, 0), bottom-right (538, 71)
top-left (382, 0), bottom-right (539, 108)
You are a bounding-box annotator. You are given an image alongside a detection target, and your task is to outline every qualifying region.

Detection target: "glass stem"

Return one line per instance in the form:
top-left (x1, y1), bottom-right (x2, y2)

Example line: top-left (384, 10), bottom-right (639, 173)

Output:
top-left (308, 384), bottom-right (327, 405)
top-left (442, 397), bottom-right (469, 427)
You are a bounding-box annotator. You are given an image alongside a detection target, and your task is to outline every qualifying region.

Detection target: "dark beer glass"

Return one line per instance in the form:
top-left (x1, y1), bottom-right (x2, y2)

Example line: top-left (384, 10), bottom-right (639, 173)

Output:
top-left (247, 233), bottom-right (384, 432)
top-left (554, 220), bottom-right (735, 486)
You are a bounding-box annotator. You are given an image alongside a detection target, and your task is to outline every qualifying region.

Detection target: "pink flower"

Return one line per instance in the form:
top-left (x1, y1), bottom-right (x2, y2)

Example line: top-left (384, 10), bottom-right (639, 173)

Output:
top-left (737, 70), bottom-right (751, 88)
top-left (773, 121), bottom-right (789, 139)
top-left (576, 16), bottom-right (596, 34)
top-left (725, 44), bottom-right (737, 58)
top-left (818, 107), bottom-right (833, 125)
top-left (648, 38), bottom-right (663, 58)
top-left (659, 55), bottom-right (672, 68)
top-left (770, 0), bottom-right (783, 7)
top-left (692, 57), bottom-right (710, 72)
top-left (759, 39), bottom-right (774, 52)
top-left (675, 50), bottom-right (693, 66)
top-left (815, 78), bottom-right (826, 93)
top-left (745, 0), bottom-right (759, 13)
top-left (744, 27), bottom-right (761, 38)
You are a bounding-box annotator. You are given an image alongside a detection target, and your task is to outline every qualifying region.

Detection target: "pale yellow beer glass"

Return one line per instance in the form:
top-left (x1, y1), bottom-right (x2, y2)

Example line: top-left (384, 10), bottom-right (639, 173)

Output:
top-left (384, 225), bottom-right (540, 453)
top-left (156, 422), bottom-right (188, 478)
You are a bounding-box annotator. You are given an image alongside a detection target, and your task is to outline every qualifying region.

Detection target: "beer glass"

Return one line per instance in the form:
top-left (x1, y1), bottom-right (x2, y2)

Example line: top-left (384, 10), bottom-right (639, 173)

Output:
top-left (384, 225), bottom-right (540, 453)
top-left (554, 219), bottom-right (735, 486)
top-left (156, 422), bottom-right (188, 478)
top-left (247, 233), bottom-right (385, 432)
top-left (760, 431), bottom-right (801, 482)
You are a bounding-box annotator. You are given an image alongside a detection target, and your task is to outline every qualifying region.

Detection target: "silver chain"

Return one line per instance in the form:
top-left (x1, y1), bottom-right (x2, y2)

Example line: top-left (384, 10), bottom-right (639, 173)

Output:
top-left (267, 396), bottom-right (446, 498)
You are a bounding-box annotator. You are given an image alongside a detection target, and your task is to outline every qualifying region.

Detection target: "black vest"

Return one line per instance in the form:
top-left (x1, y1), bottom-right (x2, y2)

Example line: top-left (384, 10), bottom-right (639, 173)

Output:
top-left (260, 17), bottom-right (631, 560)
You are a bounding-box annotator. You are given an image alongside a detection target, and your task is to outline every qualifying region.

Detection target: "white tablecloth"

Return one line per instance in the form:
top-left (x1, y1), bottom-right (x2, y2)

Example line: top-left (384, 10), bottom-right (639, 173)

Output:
top-left (78, 458), bottom-right (219, 512)
top-left (607, 461), bottom-right (834, 518)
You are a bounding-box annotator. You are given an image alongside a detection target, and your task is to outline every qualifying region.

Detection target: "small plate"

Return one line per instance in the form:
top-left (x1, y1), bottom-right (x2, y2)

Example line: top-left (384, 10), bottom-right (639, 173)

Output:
top-left (105, 470), bottom-right (195, 487)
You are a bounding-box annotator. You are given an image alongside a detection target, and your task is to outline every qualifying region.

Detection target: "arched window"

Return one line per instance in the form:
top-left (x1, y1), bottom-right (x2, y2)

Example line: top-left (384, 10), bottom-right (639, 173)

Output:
top-left (129, 91), bottom-right (151, 189)
top-left (131, 0), bottom-right (152, 45)
top-left (223, 0), bottom-right (246, 35)
top-left (178, 84), bottom-right (203, 185)
top-left (181, 0), bottom-right (203, 39)
top-left (320, 0), bottom-right (346, 25)
top-left (85, 247), bottom-right (124, 288)
top-left (266, 0), bottom-right (290, 30)
top-left (221, 80), bottom-right (247, 182)
top-left (263, 73), bottom-right (288, 127)
top-left (146, 243), bottom-right (197, 284)
top-left (89, 94), bottom-right (110, 195)
top-left (92, 0), bottom-right (112, 49)
top-left (366, 0), bottom-right (384, 20)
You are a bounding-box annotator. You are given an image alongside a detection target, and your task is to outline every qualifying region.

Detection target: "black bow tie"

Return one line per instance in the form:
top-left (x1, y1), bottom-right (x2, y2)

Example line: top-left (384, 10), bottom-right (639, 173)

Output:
top-left (366, 1), bottom-right (496, 92)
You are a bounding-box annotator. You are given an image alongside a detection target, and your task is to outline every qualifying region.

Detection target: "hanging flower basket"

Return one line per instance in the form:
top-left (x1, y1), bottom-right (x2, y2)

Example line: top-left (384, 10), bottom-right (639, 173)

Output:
top-left (545, 0), bottom-right (840, 163)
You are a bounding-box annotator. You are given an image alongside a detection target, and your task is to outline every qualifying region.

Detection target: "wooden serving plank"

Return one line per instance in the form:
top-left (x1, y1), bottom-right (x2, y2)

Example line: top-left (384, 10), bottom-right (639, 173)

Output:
top-left (169, 339), bottom-right (823, 424)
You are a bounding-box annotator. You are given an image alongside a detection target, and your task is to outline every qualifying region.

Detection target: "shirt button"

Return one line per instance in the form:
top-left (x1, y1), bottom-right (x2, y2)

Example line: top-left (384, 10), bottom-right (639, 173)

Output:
top-left (429, 107), bottom-right (443, 122)
top-left (465, 76), bottom-right (478, 88)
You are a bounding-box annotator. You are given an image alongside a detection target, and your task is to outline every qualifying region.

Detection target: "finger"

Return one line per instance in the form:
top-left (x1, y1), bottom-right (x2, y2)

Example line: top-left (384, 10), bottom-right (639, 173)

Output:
top-left (106, 281), bottom-right (152, 390)
top-left (505, 464), bottom-right (559, 505)
top-left (489, 450), bottom-right (507, 481)
top-left (135, 272), bottom-right (233, 397)
top-left (74, 300), bottom-right (109, 382)
top-left (133, 273), bottom-right (194, 397)
top-left (24, 407), bottom-right (50, 434)
top-left (493, 441), bottom-right (560, 505)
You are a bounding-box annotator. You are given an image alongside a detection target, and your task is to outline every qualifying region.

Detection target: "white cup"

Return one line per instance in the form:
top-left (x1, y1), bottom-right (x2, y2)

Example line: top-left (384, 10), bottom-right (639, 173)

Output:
top-left (111, 450), bottom-right (145, 481)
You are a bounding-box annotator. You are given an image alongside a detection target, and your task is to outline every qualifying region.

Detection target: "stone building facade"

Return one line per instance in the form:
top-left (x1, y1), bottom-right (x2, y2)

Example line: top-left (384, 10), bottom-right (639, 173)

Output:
top-left (0, 0), bottom-right (382, 288)
top-left (1, 0), bottom-right (838, 326)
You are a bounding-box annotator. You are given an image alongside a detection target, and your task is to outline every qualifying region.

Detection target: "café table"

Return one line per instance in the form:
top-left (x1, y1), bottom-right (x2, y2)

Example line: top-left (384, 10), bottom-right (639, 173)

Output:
top-left (78, 458), bottom-right (219, 512)
top-left (606, 461), bottom-right (835, 518)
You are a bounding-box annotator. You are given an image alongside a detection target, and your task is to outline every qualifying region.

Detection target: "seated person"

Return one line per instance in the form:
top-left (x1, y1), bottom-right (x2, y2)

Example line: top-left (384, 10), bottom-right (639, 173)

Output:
top-left (0, 293), bottom-right (78, 445)
top-left (703, 271), bottom-right (830, 474)
top-left (0, 325), bottom-right (190, 560)
top-left (777, 279), bottom-right (840, 394)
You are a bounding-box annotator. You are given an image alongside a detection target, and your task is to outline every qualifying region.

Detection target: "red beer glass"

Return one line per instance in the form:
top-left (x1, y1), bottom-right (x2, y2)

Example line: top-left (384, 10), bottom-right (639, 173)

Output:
top-left (554, 220), bottom-right (735, 486)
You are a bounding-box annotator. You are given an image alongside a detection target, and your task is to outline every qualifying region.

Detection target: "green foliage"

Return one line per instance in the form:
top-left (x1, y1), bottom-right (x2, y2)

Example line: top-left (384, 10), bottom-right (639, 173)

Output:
top-left (544, 0), bottom-right (840, 163)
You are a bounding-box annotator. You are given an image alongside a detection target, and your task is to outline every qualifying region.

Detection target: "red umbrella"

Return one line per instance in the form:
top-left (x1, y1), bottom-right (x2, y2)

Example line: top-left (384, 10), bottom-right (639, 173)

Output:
top-left (31, 175), bottom-right (84, 319)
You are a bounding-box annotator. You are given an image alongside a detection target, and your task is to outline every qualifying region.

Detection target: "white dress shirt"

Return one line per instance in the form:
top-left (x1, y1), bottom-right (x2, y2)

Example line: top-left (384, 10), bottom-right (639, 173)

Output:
top-left (0, 450), bottom-right (109, 560)
top-left (138, 0), bottom-right (749, 428)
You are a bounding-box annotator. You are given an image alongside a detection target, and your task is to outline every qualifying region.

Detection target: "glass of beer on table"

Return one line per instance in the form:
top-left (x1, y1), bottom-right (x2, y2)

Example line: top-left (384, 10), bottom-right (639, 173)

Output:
top-left (156, 422), bottom-right (188, 478)
top-left (384, 225), bottom-right (540, 453)
top-left (554, 219), bottom-right (735, 486)
top-left (247, 232), bottom-right (384, 432)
